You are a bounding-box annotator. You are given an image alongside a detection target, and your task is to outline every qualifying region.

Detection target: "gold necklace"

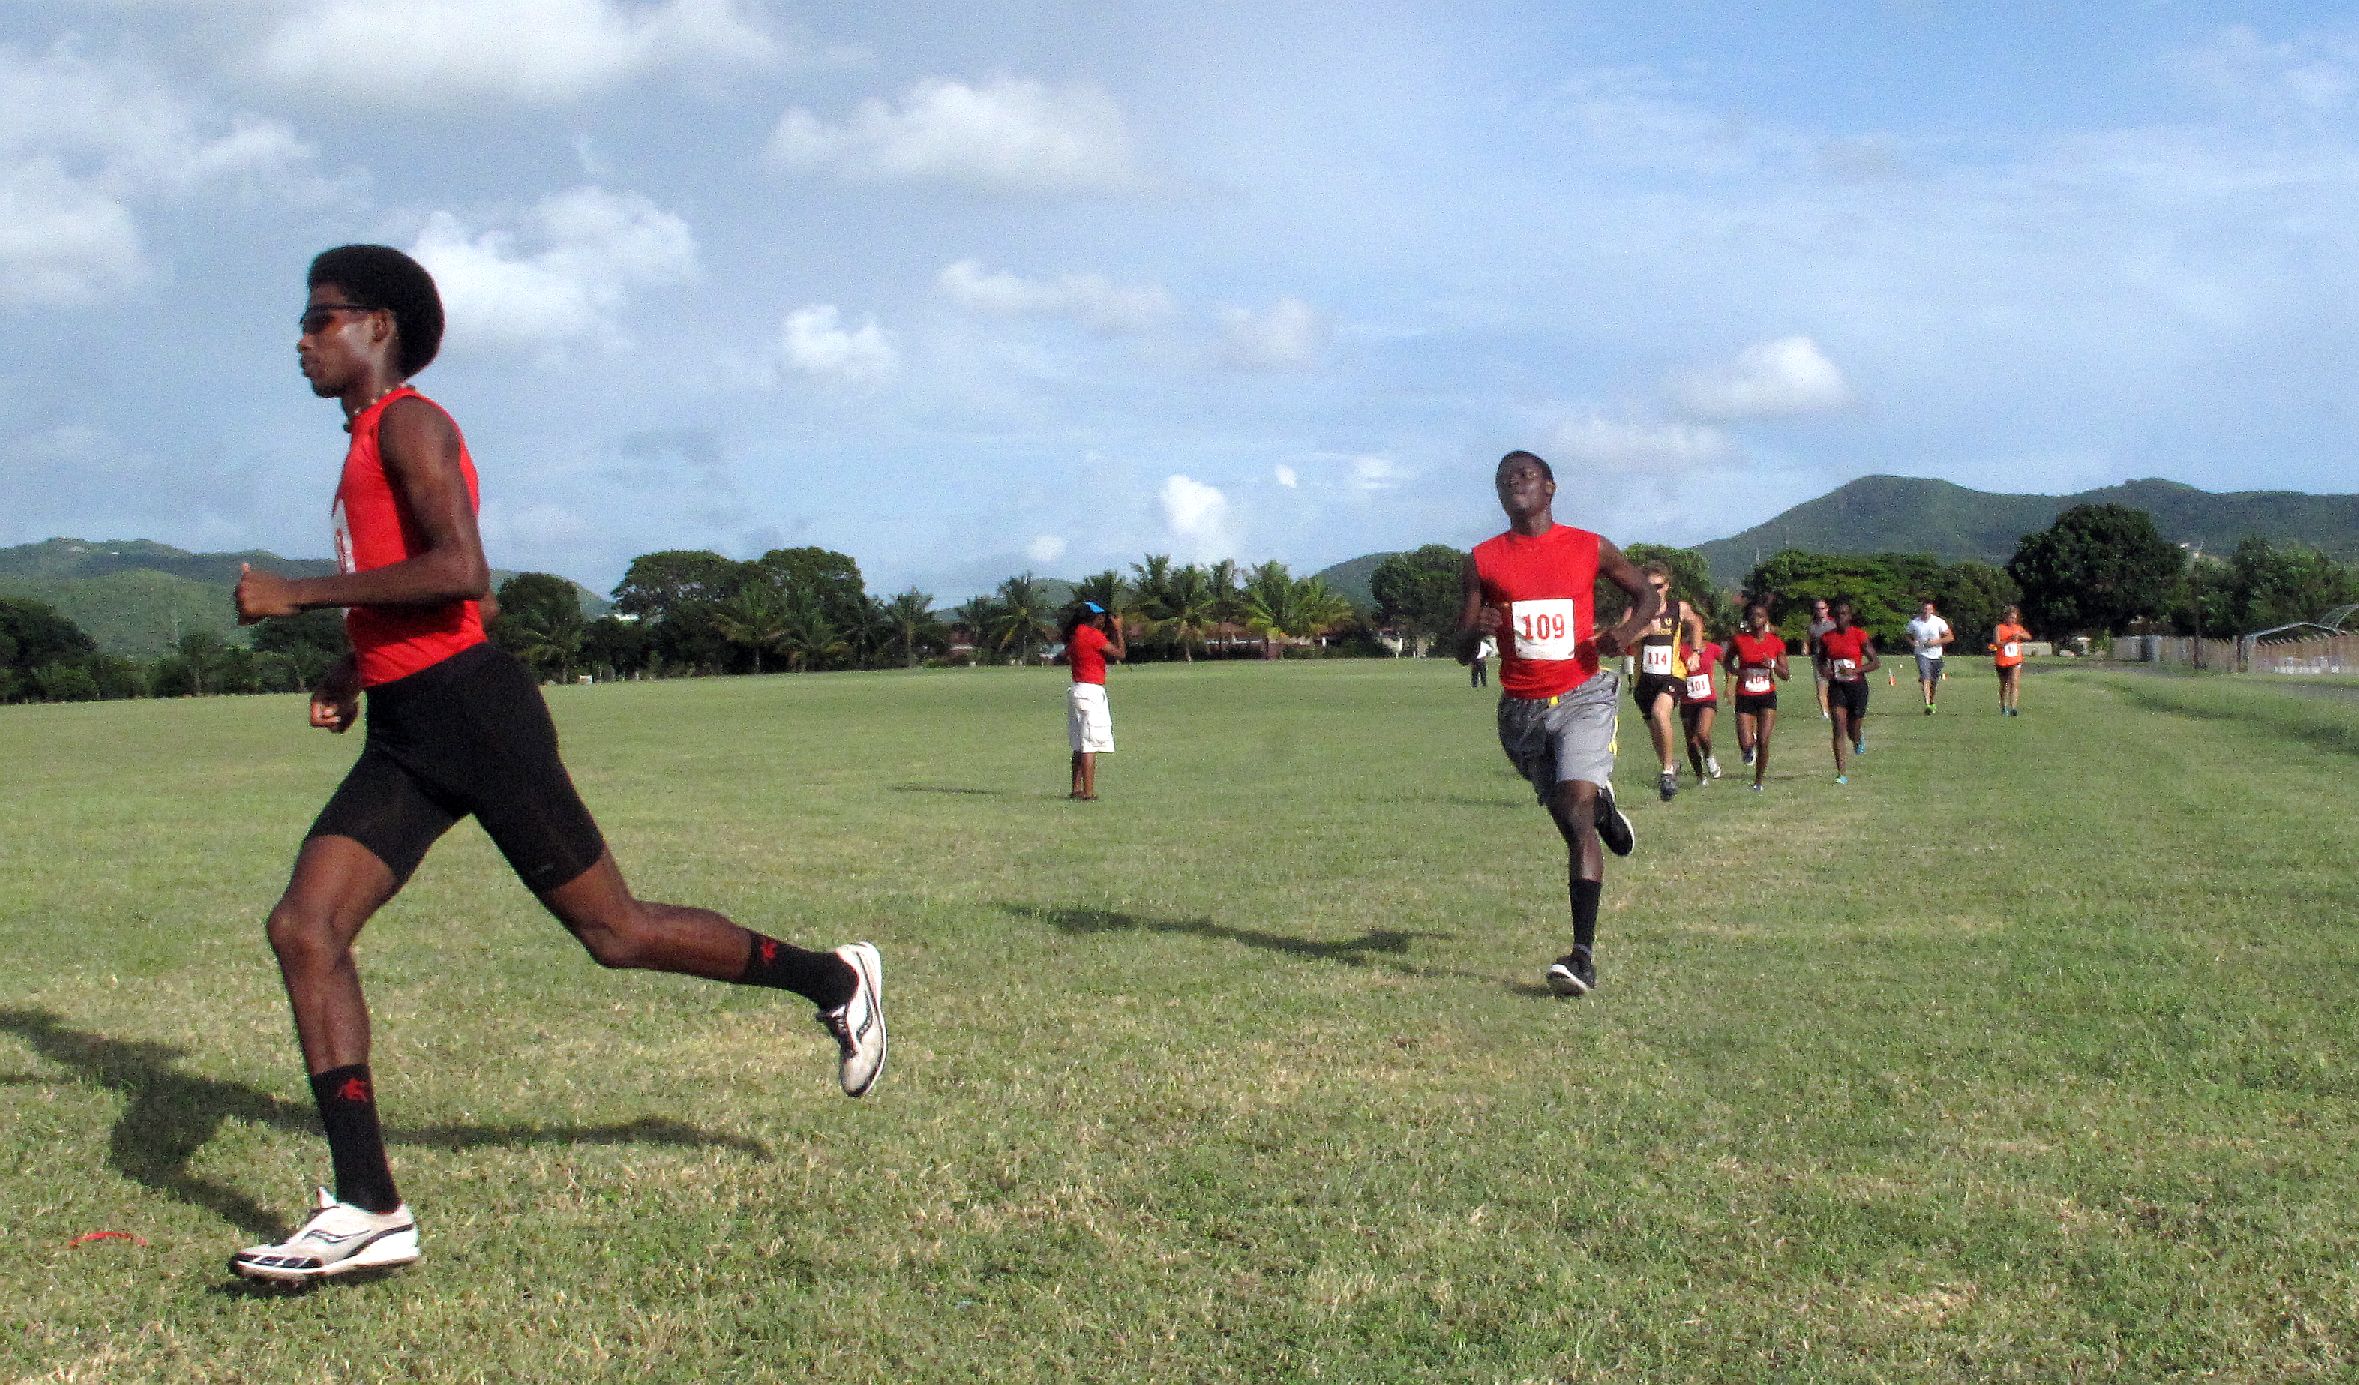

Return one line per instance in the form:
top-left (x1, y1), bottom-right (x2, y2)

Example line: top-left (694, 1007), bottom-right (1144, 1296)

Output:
top-left (343, 381), bottom-right (409, 431)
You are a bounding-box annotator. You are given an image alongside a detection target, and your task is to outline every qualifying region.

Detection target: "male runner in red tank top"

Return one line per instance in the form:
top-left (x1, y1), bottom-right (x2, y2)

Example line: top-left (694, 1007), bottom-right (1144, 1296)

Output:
top-left (227, 246), bottom-right (887, 1284)
top-left (1456, 450), bottom-right (1659, 997)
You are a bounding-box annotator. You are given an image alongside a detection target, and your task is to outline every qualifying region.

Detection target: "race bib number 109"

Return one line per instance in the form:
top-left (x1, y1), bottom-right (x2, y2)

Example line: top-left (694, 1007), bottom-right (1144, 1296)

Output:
top-left (1510, 599), bottom-right (1579, 661)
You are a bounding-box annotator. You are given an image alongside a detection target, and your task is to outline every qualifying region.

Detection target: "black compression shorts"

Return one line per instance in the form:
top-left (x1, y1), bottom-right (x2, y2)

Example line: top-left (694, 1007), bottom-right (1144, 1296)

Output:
top-left (1826, 679), bottom-right (1869, 719)
top-left (309, 642), bottom-right (606, 892)
top-left (1733, 691), bottom-right (1778, 714)
top-left (1632, 673), bottom-right (1682, 712)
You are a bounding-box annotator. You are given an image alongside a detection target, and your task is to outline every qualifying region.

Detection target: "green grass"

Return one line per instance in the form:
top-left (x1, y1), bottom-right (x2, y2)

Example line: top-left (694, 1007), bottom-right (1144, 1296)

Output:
top-left (3, 660), bottom-right (2355, 1382)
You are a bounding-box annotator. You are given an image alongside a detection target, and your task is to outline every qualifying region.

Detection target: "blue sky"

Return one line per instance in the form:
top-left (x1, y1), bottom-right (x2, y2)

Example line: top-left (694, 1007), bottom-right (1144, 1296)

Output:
top-left (3, 2), bottom-right (2355, 601)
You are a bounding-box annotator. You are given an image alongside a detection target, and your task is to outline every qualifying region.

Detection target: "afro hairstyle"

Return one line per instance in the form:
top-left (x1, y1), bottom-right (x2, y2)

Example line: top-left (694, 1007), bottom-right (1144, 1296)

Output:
top-left (307, 245), bottom-right (445, 378)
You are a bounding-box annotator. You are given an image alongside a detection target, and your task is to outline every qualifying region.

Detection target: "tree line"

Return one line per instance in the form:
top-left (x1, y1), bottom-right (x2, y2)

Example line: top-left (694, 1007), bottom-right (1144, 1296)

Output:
top-left (5, 503), bottom-right (2352, 704)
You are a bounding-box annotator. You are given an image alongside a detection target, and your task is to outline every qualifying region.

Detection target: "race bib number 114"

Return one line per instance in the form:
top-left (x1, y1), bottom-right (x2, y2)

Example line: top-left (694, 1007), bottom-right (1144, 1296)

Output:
top-left (1510, 598), bottom-right (1580, 661)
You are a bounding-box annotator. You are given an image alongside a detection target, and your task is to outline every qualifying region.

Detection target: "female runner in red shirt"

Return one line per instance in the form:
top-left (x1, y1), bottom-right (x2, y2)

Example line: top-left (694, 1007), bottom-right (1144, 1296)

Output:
top-left (1722, 603), bottom-right (1791, 792)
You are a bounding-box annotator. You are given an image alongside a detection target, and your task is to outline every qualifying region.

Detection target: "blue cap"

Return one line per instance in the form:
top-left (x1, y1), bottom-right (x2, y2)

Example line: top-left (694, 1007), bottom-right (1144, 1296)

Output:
top-left (1082, 601), bottom-right (1105, 614)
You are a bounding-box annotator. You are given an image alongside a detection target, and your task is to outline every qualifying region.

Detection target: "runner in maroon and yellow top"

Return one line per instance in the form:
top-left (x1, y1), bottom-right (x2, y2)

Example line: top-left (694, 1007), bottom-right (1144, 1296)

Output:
top-left (1456, 450), bottom-right (1659, 997)
top-left (1989, 605), bottom-right (2031, 717)
top-left (1722, 603), bottom-right (1790, 791)
top-left (227, 246), bottom-right (887, 1284)
top-left (1815, 600), bottom-right (1880, 783)
top-left (1678, 635), bottom-right (1723, 787)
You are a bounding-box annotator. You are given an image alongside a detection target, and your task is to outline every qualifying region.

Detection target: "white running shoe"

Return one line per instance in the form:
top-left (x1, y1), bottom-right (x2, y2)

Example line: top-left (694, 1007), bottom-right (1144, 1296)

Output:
top-left (231, 1187), bottom-right (418, 1283)
top-left (1705, 755), bottom-right (1722, 779)
top-left (821, 942), bottom-right (887, 1098)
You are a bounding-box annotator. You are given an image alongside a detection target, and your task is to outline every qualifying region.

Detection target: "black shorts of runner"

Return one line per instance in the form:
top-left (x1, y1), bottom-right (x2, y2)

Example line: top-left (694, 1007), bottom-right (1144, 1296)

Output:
top-left (1826, 679), bottom-right (1869, 719)
top-left (1680, 696), bottom-right (1716, 721)
top-left (1733, 691), bottom-right (1778, 715)
top-left (308, 641), bottom-right (607, 893)
top-left (1632, 673), bottom-right (1681, 712)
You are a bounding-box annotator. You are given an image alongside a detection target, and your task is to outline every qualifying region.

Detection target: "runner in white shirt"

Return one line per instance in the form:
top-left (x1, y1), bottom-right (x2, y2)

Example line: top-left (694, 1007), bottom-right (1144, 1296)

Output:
top-left (1905, 600), bottom-right (1954, 715)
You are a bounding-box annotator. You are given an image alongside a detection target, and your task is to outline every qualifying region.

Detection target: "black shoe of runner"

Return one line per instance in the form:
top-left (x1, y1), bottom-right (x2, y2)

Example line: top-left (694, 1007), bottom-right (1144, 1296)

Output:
top-left (1593, 784), bottom-right (1635, 858)
top-left (1545, 945), bottom-right (1598, 996)
top-left (1658, 770), bottom-right (1678, 802)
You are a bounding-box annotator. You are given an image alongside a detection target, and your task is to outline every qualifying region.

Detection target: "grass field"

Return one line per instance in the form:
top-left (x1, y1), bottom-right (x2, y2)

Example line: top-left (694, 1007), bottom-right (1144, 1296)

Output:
top-left (3, 659), bottom-right (2355, 1382)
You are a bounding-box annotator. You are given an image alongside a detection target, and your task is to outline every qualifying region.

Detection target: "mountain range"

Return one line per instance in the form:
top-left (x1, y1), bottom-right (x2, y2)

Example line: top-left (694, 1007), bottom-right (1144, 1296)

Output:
top-left (0, 539), bottom-right (602, 659)
top-left (11, 475), bottom-right (2354, 655)
top-left (1690, 475), bottom-right (2359, 586)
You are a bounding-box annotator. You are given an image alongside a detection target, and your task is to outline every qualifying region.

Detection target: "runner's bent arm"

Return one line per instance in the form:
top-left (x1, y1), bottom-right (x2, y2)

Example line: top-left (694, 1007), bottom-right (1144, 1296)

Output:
top-left (1454, 555), bottom-right (1500, 664)
top-left (1103, 614), bottom-right (1127, 661)
top-left (236, 397), bottom-right (492, 622)
top-left (1594, 539), bottom-right (1659, 657)
top-left (1859, 634), bottom-right (1882, 675)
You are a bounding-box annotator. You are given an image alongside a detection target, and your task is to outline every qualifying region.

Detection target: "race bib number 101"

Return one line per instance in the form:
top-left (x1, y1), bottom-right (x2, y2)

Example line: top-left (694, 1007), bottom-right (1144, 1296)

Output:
top-left (1510, 598), bottom-right (1579, 661)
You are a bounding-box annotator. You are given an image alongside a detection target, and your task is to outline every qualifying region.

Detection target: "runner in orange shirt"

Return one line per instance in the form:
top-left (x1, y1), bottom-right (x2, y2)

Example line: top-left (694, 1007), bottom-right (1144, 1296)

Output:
top-left (1989, 604), bottom-right (2031, 717)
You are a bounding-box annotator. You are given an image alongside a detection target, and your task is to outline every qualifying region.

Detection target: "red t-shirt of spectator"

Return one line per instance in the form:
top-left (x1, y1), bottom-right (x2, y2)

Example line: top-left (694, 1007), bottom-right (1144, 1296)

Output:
top-left (1068, 624), bottom-right (1109, 684)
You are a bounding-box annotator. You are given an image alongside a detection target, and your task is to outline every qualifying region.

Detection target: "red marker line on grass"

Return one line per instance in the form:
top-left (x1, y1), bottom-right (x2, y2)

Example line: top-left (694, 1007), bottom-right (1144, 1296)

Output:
top-left (69, 1230), bottom-right (148, 1247)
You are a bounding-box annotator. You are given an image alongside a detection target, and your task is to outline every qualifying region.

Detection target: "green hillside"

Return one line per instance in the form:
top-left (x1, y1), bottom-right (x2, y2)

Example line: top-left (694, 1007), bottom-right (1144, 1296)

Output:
top-left (1310, 551), bottom-right (1396, 613)
top-left (0, 538), bottom-right (606, 658)
top-left (0, 569), bottom-right (248, 658)
top-left (1695, 476), bottom-right (2359, 586)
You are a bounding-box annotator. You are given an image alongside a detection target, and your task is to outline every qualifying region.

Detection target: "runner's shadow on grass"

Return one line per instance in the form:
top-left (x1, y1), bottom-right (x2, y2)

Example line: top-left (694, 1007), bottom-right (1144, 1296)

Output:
top-left (890, 783), bottom-right (1011, 796)
top-left (1008, 903), bottom-right (1551, 997)
top-left (0, 1007), bottom-right (769, 1240)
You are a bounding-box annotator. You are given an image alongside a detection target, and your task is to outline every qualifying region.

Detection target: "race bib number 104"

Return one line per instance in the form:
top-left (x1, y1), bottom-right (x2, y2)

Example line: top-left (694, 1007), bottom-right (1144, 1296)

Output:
top-left (1509, 599), bottom-right (1580, 661)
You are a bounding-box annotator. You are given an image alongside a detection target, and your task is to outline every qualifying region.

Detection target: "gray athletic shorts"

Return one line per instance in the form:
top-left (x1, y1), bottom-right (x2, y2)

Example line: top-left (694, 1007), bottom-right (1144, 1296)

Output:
top-left (1916, 653), bottom-right (1944, 683)
top-left (1496, 671), bottom-right (1619, 801)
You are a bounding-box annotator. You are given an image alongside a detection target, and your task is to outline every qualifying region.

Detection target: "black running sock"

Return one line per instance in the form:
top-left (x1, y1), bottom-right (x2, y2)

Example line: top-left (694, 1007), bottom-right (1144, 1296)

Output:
top-left (309, 1064), bottom-right (400, 1214)
top-left (738, 932), bottom-right (856, 1009)
top-left (1570, 877), bottom-right (1602, 952)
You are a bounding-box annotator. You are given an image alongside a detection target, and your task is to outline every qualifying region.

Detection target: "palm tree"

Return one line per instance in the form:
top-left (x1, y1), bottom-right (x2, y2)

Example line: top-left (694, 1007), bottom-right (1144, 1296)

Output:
top-left (882, 588), bottom-right (944, 668)
top-left (1075, 570), bottom-right (1133, 623)
top-left (711, 580), bottom-right (789, 674)
top-left (1159, 563), bottom-right (1219, 661)
top-left (838, 594), bottom-right (891, 669)
top-left (983, 573), bottom-right (1056, 662)
top-left (777, 585), bottom-right (844, 672)
top-left (1207, 558), bottom-right (1246, 624)
top-left (1242, 563), bottom-right (1357, 657)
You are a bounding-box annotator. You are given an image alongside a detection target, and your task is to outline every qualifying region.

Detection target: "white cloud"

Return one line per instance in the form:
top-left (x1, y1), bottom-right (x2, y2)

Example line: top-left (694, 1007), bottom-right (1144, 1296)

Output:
top-left (1548, 415), bottom-right (1736, 471)
top-left (938, 259), bottom-right (1172, 333)
top-left (257, 0), bottom-right (778, 104)
top-left (1158, 474), bottom-right (1235, 558)
top-left (0, 43), bottom-right (315, 305)
top-left (1349, 455), bottom-right (1407, 492)
top-left (2171, 26), bottom-right (2359, 118)
top-left (1219, 296), bottom-right (1327, 369)
top-left (0, 163), bottom-right (142, 305)
top-left (1667, 336), bottom-right (1853, 420)
top-left (1273, 464), bottom-right (1298, 488)
top-left (779, 304), bottom-right (898, 387)
top-left (411, 187), bottom-right (698, 356)
top-left (768, 77), bottom-right (1141, 193)
top-left (1026, 533), bottom-right (1068, 564)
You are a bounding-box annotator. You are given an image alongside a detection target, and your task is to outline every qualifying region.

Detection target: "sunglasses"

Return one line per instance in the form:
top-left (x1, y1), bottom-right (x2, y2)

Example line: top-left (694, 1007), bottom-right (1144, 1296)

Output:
top-left (299, 303), bottom-right (379, 335)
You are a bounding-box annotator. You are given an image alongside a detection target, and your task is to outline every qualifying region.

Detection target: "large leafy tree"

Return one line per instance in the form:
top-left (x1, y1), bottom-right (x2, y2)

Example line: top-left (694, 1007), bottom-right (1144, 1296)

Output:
top-left (2008, 504), bottom-right (2184, 637)
top-left (611, 549), bottom-right (742, 674)
top-left (251, 607), bottom-right (349, 688)
top-left (1742, 549), bottom-right (1947, 646)
top-left (2219, 536), bottom-right (2359, 632)
top-left (1369, 544), bottom-right (1465, 650)
top-left (490, 572), bottom-right (587, 681)
top-left (581, 615), bottom-right (652, 679)
top-left (752, 547), bottom-right (869, 638)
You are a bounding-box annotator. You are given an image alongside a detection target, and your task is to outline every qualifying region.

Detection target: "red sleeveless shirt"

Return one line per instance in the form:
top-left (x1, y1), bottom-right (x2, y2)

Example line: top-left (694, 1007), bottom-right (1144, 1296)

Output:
top-left (331, 387), bottom-right (487, 687)
top-left (1471, 523), bottom-right (1601, 699)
